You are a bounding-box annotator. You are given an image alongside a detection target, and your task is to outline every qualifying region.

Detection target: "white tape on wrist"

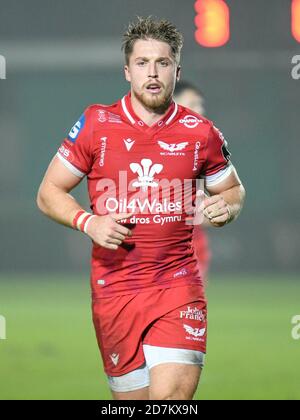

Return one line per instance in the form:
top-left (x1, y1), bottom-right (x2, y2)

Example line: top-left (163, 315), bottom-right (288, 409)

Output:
top-left (83, 215), bottom-right (97, 234)
top-left (72, 210), bottom-right (95, 232)
top-left (76, 212), bottom-right (90, 230)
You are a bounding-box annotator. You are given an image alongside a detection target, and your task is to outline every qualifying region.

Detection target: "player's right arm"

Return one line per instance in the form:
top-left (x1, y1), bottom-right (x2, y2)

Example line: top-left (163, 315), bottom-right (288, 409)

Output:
top-left (37, 155), bottom-right (85, 228)
top-left (37, 157), bottom-right (133, 250)
top-left (36, 108), bottom-right (133, 250)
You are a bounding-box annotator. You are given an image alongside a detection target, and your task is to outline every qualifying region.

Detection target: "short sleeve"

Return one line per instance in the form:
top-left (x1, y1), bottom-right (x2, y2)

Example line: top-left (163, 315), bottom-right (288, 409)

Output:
top-left (201, 124), bottom-right (233, 187)
top-left (56, 106), bottom-right (93, 178)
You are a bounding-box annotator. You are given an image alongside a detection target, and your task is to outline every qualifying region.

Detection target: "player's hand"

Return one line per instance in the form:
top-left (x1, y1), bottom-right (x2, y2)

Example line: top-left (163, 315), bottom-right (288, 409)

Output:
top-left (85, 213), bottom-right (134, 250)
top-left (203, 195), bottom-right (231, 227)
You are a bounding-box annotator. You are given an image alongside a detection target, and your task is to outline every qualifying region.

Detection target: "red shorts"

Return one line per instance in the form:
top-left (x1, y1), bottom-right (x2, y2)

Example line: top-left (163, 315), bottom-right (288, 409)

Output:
top-left (92, 285), bottom-right (207, 376)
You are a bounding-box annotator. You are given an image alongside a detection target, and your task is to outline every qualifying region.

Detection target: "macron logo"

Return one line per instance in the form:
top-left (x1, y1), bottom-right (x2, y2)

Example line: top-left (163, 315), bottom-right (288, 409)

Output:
top-left (124, 138), bottom-right (135, 151)
top-left (130, 158), bottom-right (163, 191)
top-left (110, 353), bottom-right (119, 366)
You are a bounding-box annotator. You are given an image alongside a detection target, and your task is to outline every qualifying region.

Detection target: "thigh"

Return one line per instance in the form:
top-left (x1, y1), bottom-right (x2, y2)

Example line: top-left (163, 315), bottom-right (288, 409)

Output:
top-left (143, 297), bottom-right (207, 400)
top-left (149, 363), bottom-right (201, 400)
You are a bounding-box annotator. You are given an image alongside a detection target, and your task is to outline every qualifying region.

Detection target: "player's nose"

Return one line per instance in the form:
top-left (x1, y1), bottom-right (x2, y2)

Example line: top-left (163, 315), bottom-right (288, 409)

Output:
top-left (148, 63), bottom-right (158, 78)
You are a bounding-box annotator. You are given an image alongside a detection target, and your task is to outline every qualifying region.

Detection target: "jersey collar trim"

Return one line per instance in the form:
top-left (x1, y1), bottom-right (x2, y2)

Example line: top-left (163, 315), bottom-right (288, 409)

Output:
top-left (121, 92), bottom-right (178, 128)
top-left (165, 102), bottom-right (178, 126)
top-left (121, 96), bottom-right (136, 125)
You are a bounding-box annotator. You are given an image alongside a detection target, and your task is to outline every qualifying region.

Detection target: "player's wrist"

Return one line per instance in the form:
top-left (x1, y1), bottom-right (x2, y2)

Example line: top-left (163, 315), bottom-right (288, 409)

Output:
top-left (72, 210), bottom-right (96, 234)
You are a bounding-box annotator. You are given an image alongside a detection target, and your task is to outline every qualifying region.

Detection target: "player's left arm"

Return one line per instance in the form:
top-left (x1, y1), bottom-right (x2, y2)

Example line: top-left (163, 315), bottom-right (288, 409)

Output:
top-left (204, 165), bottom-right (245, 227)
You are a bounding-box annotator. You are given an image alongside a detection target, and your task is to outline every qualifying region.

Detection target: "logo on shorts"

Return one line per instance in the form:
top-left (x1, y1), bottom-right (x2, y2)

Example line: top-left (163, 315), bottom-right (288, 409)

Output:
top-left (173, 268), bottom-right (188, 279)
top-left (110, 353), bottom-right (119, 366)
top-left (179, 306), bottom-right (205, 321)
top-left (183, 324), bottom-right (206, 341)
top-left (97, 279), bottom-right (106, 285)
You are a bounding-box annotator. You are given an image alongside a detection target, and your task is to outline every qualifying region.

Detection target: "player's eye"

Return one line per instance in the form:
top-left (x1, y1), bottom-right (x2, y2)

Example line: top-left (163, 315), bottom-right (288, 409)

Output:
top-left (160, 61), bottom-right (169, 67)
top-left (137, 61), bottom-right (146, 66)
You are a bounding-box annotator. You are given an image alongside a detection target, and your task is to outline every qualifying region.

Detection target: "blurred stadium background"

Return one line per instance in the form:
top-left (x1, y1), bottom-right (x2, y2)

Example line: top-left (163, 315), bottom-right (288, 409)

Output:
top-left (0, 0), bottom-right (299, 400)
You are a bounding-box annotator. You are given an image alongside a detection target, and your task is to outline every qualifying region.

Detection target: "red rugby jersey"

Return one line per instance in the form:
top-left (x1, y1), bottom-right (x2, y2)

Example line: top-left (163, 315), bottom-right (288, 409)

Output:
top-left (57, 93), bottom-right (232, 297)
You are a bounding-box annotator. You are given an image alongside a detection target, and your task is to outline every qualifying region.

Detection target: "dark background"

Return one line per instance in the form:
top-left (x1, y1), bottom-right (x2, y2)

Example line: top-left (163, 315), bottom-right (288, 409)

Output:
top-left (0, 0), bottom-right (299, 275)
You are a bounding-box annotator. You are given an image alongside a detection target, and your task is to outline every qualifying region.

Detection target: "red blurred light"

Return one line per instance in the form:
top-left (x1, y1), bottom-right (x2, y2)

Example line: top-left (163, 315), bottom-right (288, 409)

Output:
top-left (194, 0), bottom-right (230, 48)
top-left (292, 0), bottom-right (300, 42)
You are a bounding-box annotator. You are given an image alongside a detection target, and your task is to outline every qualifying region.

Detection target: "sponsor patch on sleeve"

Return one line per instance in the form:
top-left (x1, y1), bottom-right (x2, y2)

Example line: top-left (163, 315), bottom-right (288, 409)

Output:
top-left (67, 114), bottom-right (86, 142)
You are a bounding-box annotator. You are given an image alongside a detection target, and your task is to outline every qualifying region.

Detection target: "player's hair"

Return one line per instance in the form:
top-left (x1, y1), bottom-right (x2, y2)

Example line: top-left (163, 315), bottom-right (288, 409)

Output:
top-left (122, 16), bottom-right (184, 65)
top-left (174, 81), bottom-right (205, 99)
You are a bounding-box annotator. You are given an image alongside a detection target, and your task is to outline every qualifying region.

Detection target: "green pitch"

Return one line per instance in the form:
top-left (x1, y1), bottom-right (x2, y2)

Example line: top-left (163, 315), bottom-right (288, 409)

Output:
top-left (0, 273), bottom-right (299, 400)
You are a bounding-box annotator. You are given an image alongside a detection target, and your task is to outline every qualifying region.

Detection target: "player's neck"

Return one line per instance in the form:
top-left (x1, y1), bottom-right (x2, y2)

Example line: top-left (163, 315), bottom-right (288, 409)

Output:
top-left (130, 91), bottom-right (172, 127)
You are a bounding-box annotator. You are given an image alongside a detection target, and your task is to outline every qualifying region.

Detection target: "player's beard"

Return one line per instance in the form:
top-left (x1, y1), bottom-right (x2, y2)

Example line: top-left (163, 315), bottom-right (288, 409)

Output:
top-left (133, 84), bottom-right (173, 114)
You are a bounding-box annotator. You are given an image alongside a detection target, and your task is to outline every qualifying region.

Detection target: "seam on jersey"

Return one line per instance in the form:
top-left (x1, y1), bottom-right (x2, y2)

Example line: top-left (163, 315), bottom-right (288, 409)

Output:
top-left (56, 152), bottom-right (85, 178)
top-left (205, 163), bottom-right (233, 187)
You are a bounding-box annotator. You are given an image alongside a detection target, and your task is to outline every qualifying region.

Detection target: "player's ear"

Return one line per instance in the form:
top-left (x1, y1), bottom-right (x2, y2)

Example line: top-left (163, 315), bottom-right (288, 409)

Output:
top-left (176, 65), bottom-right (181, 82)
top-left (124, 65), bottom-right (131, 82)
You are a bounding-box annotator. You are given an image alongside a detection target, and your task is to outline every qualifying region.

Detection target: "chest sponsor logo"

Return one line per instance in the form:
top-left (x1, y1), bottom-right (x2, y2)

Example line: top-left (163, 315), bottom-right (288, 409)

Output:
top-left (95, 156), bottom-right (205, 226)
top-left (157, 140), bottom-right (189, 156)
top-left (99, 137), bottom-right (107, 167)
top-left (130, 158), bottom-right (163, 191)
top-left (98, 110), bottom-right (122, 124)
top-left (193, 141), bottom-right (201, 172)
top-left (124, 138), bottom-right (135, 151)
top-left (179, 115), bottom-right (202, 129)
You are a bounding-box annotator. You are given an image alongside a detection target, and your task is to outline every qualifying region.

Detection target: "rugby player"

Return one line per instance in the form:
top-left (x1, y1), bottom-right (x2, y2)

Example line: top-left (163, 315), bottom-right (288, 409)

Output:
top-left (37, 16), bottom-right (245, 400)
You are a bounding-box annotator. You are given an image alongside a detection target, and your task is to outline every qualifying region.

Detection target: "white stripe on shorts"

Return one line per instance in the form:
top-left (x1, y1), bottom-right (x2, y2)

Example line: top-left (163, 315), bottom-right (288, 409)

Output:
top-left (107, 346), bottom-right (205, 393)
top-left (143, 344), bottom-right (205, 369)
top-left (108, 363), bottom-right (149, 393)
